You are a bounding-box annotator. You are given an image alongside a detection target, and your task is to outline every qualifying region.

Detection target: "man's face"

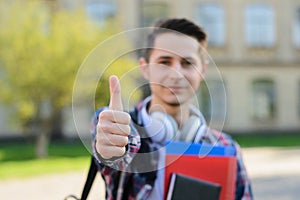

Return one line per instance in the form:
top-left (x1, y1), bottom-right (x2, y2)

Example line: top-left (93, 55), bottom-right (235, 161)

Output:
top-left (140, 32), bottom-right (205, 107)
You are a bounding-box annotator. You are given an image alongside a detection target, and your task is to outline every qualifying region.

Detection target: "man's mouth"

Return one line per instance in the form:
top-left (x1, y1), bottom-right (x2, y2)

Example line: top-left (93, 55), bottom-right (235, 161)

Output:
top-left (168, 86), bottom-right (184, 92)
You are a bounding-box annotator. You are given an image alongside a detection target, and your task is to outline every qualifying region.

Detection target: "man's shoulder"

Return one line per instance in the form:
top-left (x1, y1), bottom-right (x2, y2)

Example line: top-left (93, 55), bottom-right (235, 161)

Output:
top-left (204, 127), bottom-right (236, 146)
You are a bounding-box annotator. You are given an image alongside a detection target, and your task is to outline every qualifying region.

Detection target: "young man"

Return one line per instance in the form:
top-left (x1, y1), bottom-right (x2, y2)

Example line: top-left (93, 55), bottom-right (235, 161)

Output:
top-left (92, 18), bottom-right (253, 199)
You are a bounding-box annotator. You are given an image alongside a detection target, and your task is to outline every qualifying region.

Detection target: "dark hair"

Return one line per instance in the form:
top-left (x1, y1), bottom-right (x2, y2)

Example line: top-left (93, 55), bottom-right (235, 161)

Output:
top-left (142, 18), bottom-right (207, 62)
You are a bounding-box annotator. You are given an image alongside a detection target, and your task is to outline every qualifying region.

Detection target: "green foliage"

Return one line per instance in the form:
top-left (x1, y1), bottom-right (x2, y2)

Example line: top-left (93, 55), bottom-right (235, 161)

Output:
top-left (0, 1), bottom-right (89, 121)
top-left (94, 57), bottom-right (140, 109)
top-left (0, 0), bottom-right (136, 128)
top-left (0, 0), bottom-right (138, 158)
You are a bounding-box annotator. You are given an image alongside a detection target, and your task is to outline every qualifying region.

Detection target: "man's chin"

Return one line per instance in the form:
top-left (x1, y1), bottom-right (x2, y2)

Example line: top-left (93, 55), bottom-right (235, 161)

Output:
top-left (166, 101), bottom-right (181, 107)
top-left (164, 97), bottom-right (187, 107)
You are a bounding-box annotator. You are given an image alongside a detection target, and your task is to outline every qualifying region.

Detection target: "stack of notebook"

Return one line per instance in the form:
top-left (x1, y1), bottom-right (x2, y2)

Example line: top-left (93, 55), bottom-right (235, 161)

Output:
top-left (164, 141), bottom-right (237, 200)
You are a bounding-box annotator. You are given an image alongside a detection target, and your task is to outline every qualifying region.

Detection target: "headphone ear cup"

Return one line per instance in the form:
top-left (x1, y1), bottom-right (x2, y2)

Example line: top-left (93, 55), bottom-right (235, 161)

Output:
top-left (180, 115), bottom-right (200, 142)
top-left (150, 112), bottom-right (178, 141)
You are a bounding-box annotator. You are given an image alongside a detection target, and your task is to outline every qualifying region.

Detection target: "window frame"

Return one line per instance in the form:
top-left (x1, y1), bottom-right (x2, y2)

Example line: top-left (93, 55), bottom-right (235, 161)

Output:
top-left (251, 79), bottom-right (277, 122)
top-left (195, 3), bottom-right (226, 47)
top-left (244, 3), bottom-right (276, 48)
top-left (292, 7), bottom-right (300, 49)
top-left (85, 1), bottom-right (117, 26)
top-left (141, 2), bottom-right (169, 27)
top-left (198, 79), bottom-right (227, 123)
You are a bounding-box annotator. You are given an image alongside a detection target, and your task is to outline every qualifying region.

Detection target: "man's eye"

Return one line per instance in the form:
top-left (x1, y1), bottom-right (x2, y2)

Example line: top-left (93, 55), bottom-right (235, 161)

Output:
top-left (159, 60), bottom-right (171, 65)
top-left (182, 60), bottom-right (193, 66)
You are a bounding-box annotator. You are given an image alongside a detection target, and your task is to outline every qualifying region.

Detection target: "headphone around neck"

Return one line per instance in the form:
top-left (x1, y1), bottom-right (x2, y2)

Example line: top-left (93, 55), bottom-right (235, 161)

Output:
top-left (150, 111), bottom-right (201, 142)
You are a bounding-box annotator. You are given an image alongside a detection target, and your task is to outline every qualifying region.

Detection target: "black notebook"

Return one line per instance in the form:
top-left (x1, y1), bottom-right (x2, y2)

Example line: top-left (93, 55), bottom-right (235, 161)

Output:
top-left (166, 173), bottom-right (221, 200)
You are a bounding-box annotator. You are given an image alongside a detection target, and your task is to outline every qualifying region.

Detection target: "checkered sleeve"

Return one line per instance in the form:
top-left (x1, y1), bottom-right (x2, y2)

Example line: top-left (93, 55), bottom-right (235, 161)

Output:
top-left (234, 142), bottom-right (253, 200)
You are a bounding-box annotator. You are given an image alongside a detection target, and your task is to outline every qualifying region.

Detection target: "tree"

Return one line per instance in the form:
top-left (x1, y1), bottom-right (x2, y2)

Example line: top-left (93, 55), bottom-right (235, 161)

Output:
top-left (0, 0), bottom-right (136, 158)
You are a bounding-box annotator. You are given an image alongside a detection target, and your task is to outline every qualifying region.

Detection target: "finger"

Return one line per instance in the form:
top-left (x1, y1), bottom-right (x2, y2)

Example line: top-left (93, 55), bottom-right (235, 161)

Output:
top-left (104, 146), bottom-right (126, 159)
top-left (97, 120), bottom-right (130, 136)
top-left (98, 110), bottom-right (131, 124)
top-left (96, 145), bottom-right (126, 159)
top-left (97, 145), bottom-right (126, 159)
top-left (98, 122), bottom-right (130, 136)
top-left (109, 75), bottom-right (123, 111)
top-left (98, 133), bottom-right (128, 147)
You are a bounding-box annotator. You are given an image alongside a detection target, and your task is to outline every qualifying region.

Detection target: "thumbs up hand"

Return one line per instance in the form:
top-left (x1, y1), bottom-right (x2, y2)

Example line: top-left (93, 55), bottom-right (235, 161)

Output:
top-left (96, 75), bottom-right (131, 159)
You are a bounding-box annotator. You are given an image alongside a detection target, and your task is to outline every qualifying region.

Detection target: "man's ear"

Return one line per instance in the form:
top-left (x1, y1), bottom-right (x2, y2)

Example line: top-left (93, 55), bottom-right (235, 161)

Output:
top-left (139, 57), bottom-right (149, 80)
top-left (199, 41), bottom-right (208, 77)
top-left (201, 62), bottom-right (208, 77)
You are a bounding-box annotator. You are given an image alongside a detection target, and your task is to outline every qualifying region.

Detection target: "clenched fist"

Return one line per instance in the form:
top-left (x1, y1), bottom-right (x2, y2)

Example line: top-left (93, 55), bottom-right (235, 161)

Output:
top-left (96, 75), bottom-right (131, 159)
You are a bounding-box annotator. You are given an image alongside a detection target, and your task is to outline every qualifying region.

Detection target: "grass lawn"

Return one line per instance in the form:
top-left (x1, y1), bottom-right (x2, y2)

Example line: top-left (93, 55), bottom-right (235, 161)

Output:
top-left (233, 133), bottom-right (300, 147)
top-left (0, 140), bottom-right (90, 180)
top-left (0, 133), bottom-right (300, 180)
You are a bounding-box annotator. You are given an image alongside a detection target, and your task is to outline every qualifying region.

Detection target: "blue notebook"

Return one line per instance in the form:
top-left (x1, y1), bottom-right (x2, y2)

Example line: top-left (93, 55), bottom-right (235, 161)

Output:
top-left (165, 141), bottom-right (236, 156)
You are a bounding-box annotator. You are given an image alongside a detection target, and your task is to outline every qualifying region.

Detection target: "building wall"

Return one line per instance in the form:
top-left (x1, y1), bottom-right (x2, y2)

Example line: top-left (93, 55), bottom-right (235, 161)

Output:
top-left (216, 65), bottom-right (300, 132)
top-left (1, 0), bottom-right (299, 138)
top-left (117, 0), bottom-right (300, 133)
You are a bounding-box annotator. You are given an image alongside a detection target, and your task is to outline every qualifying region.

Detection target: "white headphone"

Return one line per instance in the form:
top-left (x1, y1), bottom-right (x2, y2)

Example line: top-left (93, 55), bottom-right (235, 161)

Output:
top-left (150, 111), bottom-right (201, 142)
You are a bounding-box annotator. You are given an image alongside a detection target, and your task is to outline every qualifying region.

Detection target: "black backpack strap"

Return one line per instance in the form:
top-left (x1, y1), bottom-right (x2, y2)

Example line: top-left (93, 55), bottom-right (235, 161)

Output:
top-left (81, 156), bottom-right (98, 200)
top-left (64, 156), bottom-right (98, 200)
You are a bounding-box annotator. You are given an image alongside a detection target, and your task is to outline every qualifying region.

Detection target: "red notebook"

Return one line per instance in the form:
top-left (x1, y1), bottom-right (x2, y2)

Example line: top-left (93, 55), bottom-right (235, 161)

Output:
top-left (164, 142), bottom-right (237, 200)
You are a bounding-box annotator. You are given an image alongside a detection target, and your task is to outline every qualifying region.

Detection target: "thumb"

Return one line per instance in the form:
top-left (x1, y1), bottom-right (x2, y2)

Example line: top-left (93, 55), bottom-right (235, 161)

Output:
top-left (109, 75), bottom-right (123, 111)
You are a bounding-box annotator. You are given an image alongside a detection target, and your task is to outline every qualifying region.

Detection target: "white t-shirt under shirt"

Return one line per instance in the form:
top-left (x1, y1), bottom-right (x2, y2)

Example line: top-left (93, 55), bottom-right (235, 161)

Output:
top-left (139, 97), bottom-right (206, 199)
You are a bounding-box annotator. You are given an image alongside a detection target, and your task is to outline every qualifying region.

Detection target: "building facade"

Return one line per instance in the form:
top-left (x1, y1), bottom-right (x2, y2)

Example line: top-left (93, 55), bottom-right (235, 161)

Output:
top-left (1, 0), bottom-right (300, 137)
top-left (87, 0), bottom-right (300, 133)
top-left (116, 0), bottom-right (300, 133)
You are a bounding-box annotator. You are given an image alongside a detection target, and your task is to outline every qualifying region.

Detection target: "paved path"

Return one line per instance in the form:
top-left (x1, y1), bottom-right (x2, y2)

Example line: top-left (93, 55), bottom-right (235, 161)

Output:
top-left (242, 147), bottom-right (300, 200)
top-left (0, 147), bottom-right (299, 200)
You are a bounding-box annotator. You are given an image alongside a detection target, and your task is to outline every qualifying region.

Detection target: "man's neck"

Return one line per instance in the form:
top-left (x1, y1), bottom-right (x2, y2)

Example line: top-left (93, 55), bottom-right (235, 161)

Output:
top-left (148, 100), bottom-right (190, 129)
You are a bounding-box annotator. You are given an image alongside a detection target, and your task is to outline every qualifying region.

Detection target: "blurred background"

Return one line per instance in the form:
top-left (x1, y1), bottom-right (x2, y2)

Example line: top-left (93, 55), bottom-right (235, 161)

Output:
top-left (0, 0), bottom-right (300, 199)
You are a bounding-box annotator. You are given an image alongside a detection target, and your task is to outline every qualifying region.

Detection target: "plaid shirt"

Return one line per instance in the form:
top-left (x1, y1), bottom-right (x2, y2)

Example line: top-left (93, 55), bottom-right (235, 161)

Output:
top-left (92, 100), bottom-right (253, 200)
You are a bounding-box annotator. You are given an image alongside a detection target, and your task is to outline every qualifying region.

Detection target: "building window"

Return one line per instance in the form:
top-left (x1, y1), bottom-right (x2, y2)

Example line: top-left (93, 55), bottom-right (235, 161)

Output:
top-left (85, 1), bottom-right (117, 25)
top-left (245, 3), bottom-right (275, 48)
top-left (141, 3), bottom-right (169, 27)
top-left (293, 8), bottom-right (300, 48)
top-left (195, 3), bottom-right (225, 47)
top-left (251, 79), bottom-right (276, 121)
top-left (198, 80), bottom-right (226, 122)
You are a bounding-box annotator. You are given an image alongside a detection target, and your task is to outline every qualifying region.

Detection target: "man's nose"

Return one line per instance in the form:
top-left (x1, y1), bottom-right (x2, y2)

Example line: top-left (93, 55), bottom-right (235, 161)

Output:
top-left (170, 62), bottom-right (184, 79)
